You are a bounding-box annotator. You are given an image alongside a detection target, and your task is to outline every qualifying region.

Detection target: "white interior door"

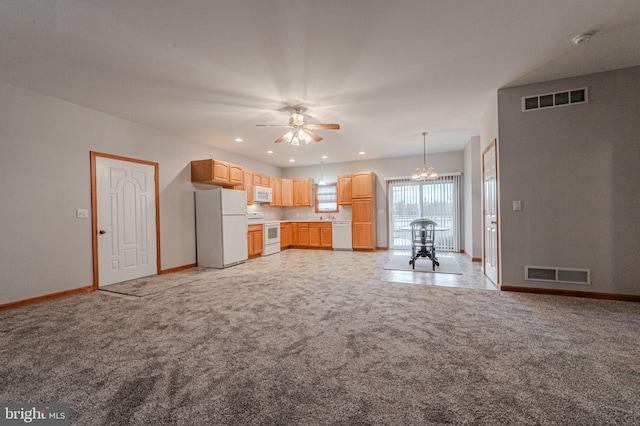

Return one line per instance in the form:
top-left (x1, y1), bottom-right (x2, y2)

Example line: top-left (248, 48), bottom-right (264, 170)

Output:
top-left (96, 156), bottom-right (157, 286)
top-left (482, 142), bottom-right (499, 284)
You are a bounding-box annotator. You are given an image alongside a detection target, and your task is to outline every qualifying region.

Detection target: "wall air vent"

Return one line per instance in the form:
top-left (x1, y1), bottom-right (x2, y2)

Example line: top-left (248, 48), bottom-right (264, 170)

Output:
top-left (522, 88), bottom-right (588, 112)
top-left (525, 266), bottom-right (590, 285)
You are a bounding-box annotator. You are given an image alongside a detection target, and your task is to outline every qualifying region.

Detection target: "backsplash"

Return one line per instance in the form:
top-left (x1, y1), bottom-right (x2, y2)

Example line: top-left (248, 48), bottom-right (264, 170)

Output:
top-left (248, 203), bottom-right (352, 221)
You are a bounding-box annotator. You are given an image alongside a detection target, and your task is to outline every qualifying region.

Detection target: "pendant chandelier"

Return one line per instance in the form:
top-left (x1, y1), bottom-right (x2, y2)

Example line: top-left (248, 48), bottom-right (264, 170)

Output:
top-left (318, 161), bottom-right (327, 186)
top-left (411, 131), bottom-right (438, 181)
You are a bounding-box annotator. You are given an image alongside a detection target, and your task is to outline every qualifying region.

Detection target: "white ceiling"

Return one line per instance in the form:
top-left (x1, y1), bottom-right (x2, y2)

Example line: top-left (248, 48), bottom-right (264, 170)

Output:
top-left (2, 0), bottom-right (640, 168)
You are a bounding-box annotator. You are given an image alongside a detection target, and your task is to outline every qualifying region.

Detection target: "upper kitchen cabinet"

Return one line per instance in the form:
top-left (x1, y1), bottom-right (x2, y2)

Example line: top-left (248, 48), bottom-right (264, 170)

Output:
top-left (351, 171), bottom-right (375, 199)
top-left (270, 177), bottom-right (282, 207)
top-left (293, 178), bottom-right (312, 207)
top-left (229, 163), bottom-right (243, 185)
top-left (337, 175), bottom-right (352, 205)
top-left (243, 171), bottom-right (253, 205)
top-left (282, 179), bottom-right (294, 207)
top-left (191, 159), bottom-right (243, 187)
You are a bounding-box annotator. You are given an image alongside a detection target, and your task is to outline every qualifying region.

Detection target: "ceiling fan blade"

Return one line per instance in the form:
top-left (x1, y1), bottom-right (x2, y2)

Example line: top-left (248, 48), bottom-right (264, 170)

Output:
top-left (305, 130), bottom-right (323, 142)
top-left (307, 123), bottom-right (340, 130)
top-left (256, 124), bottom-right (291, 128)
top-left (274, 135), bottom-right (285, 143)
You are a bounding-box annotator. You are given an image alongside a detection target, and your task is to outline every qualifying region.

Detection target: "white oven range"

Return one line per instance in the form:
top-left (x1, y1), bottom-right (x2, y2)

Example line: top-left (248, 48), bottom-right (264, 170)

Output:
top-left (262, 221), bottom-right (281, 256)
top-left (247, 212), bottom-right (281, 257)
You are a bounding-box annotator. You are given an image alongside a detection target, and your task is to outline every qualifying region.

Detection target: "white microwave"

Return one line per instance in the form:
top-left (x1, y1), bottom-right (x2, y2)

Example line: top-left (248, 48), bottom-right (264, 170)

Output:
top-left (253, 185), bottom-right (272, 203)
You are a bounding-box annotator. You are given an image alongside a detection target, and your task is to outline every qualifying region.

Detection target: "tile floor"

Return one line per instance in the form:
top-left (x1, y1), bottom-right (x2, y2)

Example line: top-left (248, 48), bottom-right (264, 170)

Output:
top-left (241, 248), bottom-right (498, 291)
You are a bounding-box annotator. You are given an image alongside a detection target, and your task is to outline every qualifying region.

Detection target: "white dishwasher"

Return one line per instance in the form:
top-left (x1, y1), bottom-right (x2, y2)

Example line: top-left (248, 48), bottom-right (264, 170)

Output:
top-left (332, 221), bottom-right (353, 250)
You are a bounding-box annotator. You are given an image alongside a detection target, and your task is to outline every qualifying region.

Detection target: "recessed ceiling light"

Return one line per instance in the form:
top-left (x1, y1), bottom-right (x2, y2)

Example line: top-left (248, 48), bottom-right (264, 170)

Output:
top-left (266, 150), bottom-right (274, 154)
top-left (358, 151), bottom-right (366, 155)
top-left (234, 138), bottom-right (243, 142)
top-left (289, 159), bottom-right (295, 162)
top-left (321, 155), bottom-right (328, 159)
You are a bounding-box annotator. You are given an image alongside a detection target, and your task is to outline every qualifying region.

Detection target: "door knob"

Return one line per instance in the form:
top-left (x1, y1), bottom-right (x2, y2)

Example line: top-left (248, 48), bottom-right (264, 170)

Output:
top-left (99, 230), bottom-right (106, 235)
top-left (490, 221), bottom-right (497, 225)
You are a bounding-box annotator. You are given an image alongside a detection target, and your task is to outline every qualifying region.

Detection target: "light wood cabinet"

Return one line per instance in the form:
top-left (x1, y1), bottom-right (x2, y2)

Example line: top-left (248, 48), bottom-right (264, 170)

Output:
top-left (320, 225), bottom-right (332, 248)
top-left (261, 174), bottom-right (270, 188)
top-left (247, 224), bottom-right (263, 257)
top-left (352, 198), bottom-right (373, 222)
top-left (253, 174), bottom-right (262, 186)
top-left (297, 222), bottom-right (309, 246)
top-left (309, 225), bottom-right (321, 247)
top-left (191, 159), bottom-right (243, 187)
top-left (292, 222), bottom-right (332, 249)
top-left (230, 163), bottom-right (243, 185)
top-left (270, 177), bottom-right (282, 207)
top-left (337, 175), bottom-right (352, 205)
top-left (280, 223), bottom-right (292, 249)
top-left (293, 178), bottom-right (312, 207)
top-left (351, 171), bottom-right (375, 199)
top-left (282, 179), bottom-right (294, 207)
top-left (351, 172), bottom-right (376, 250)
top-left (291, 223), bottom-right (299, 246)
top-left (352, 222), bottom-right (374, 249)
top-left (243, 171), bottom-right (253, 205)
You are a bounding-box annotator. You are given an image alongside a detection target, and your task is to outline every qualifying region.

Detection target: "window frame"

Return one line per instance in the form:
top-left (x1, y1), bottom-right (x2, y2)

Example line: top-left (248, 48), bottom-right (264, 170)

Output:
top-left (314, 182), bottom-right (339, 214)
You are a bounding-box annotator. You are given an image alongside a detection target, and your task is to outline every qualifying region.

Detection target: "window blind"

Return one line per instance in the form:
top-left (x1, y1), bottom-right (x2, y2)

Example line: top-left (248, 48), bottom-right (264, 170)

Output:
top-left (316, 183), bottom-right (338, 212)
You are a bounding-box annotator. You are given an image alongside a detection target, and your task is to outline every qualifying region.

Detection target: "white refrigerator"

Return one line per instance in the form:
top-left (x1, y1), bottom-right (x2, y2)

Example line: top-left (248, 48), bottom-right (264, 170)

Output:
top-left (195, 188), bottom-right (248, 268)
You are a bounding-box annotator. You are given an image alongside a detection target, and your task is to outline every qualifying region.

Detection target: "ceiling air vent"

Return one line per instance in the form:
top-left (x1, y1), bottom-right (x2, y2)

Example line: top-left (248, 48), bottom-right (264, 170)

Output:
top-left (525, 266), bottom-right (590, 285)
top-left (522, 88), bottom-right (588, 112)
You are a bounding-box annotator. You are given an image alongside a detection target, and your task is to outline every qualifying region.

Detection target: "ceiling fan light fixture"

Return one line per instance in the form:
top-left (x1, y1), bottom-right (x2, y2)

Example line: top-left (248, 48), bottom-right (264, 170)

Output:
top-left (283, 130), bottom-right (294, 143)
top-left (291, 110), bottom-right (305, 126)
top-left (257, 108), bottom-right (340, 145)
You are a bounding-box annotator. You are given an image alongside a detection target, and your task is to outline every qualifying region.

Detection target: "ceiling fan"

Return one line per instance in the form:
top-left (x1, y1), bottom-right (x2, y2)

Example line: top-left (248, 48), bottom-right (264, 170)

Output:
top-left (256, 108), bottom-right (340, 145)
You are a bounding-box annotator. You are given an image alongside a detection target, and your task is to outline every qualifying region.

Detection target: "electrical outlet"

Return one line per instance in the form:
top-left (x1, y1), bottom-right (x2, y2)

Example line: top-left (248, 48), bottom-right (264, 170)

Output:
top-left (513, 201), bottom-right (522, 211)
top-left (76, 209), bottom-right (89, 218)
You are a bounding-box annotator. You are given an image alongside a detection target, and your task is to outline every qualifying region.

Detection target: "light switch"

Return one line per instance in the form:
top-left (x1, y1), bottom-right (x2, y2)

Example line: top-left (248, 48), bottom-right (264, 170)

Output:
top-left (513, 201), bottom-right (522, 211)
top-left (76, 209), bottom-right (89, 218)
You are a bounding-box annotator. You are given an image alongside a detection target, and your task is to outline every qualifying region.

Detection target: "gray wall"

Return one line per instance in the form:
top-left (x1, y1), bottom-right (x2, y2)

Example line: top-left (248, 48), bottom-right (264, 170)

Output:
top-left (463, 136), bottom-right (482, 259)
top-left (497, 66), bottom-right (640, 295)
top-left (0, 81), bottom-right (280, 305)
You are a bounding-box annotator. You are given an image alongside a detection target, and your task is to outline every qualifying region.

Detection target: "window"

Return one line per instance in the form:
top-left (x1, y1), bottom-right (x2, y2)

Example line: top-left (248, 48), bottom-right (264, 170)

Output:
top-left (315, 183), bottom-right (338, 213)
top-left (387, 174), bottom-right (461, 252)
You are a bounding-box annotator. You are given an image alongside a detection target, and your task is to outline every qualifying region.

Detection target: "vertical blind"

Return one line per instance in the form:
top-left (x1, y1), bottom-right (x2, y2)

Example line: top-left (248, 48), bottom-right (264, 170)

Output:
top-left (387, 174), bottom-right (461, 252)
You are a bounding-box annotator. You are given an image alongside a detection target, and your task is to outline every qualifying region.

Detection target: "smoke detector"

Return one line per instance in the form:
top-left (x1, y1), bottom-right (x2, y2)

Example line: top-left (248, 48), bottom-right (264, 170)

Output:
top-left (572, 32), bottom-right (594, 45)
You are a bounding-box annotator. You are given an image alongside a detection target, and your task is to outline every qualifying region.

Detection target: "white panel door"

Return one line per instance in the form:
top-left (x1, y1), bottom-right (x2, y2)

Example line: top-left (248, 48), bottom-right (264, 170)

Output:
top-left (483, 142), bottom-right (499, 285)
top-left (96, 157), bottom-right (157, 286)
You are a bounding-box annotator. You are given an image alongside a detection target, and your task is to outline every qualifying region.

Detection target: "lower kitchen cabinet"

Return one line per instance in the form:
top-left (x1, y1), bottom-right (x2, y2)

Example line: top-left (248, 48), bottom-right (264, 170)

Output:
top-left (309, 223), bottom-right (332, 248)
top-left (352, 222), bottom-right (374, 249)
top-left (247, 224), bottom-right (263, 257)
top-left (320, 226), bottom-right (332, 248)
top-left (280, 223), bottom-right (292, 249)
top-left (351, 198), bottom-right (376, 250)
top-left (289, 222), bottom-right (332, 249)
top-left (298, 223), bottom-right (309, 246)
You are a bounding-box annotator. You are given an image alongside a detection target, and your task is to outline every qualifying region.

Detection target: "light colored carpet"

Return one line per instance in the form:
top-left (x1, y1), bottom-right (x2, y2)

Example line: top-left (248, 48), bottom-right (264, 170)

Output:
top-left (1, 250), bottom-right (639, 425)
top-left (384, 254), bottom-right (463, 274)
top-left (100, 271), bottom-right (204, 297)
